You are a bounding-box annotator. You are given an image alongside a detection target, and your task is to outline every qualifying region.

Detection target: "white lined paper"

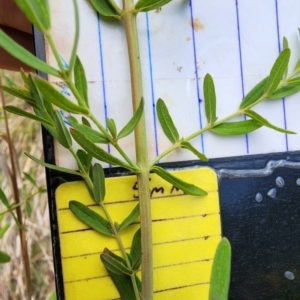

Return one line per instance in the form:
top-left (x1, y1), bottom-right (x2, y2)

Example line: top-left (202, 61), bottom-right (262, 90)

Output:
top-left (47, 0), bottom-right (300, 169)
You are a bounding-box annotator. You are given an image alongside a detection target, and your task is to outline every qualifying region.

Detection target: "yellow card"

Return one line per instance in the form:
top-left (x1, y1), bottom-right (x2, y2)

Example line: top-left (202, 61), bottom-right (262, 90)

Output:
top-left (56, 167), bottom-right (221, 300)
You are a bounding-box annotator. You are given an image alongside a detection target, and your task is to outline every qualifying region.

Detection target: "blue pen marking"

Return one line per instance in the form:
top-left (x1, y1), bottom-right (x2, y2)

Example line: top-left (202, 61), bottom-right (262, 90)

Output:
top-left (189, 0), bottom-right (205, 154)
top-left (97, 13), bottom-right (111, 160)
top-left (235, 0), bottom-right (249, 154)
top-left (145, 12), bottom-right (159, 157)
top-left (59, 55), bottom-right (69, 69)
top-left (274, 0), bottom-right (289, 151)
top-left (60, 110), bottom-right (71, 126)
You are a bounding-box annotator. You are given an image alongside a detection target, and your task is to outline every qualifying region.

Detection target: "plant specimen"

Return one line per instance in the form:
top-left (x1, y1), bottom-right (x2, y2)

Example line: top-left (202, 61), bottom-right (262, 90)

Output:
top-left (1, 0), bottom-right (300, 299)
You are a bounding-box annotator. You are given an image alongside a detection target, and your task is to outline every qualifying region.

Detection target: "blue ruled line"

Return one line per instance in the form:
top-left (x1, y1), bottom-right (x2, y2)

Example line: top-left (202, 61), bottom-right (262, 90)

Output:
top-left (274, 0), bottom-right (289, 151)
top-left (189, 0), bottom-right (205, 154)
top-left (97, 14), bottom-right (111, 158)
top-left (235, 0), bottom-right (249, 154)
top-left (146, 12), bottom-right (159, 157)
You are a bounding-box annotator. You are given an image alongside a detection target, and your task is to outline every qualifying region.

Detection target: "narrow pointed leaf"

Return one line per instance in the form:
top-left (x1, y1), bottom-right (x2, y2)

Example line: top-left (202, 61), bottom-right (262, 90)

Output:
top-left (70, 129), bottom-right (133, 170)
top-left (28, 74), bottom-right (46, 110)
top-left (0, 188), bottom-right (9, 207)
top-left (240, 77), bottom-right (268, 109)
top-left (20, 68), bottom-right (29, 86)
top-left (130, 228), bottom-right (142, 271)
top-left (53, 111), bottom-right (72, 148)
top-left (82, 116), bottom-right (91, 127)
top-left (0, 251), bottom-right (11, 264)
top-left (25, 152), bottom-right (82, 176)
top-left (151, 166), bottom-right (207, 196)
top-left (135, 0), bottom-right (173, 12)
top-left (4, 76), bottom-right (16, 87)
top-left (203, 74), bottom-right (217, 124)
top-left (69, 201), bottom-right (113, 236)
top-left (283, 37), bottom-right (289, 79)
top-left (23, 172), bottom-right (38, 187)
top-left (244, 110), bottom-right (295, 134)
top-left (209, 238), bottom-right (231, 300)
top-left (287, 76), bottom-right (300, 84)
top-left (5, 106), bottom-right (54, 126)
top-left (0, 224), bottom-right (10, 239)
top-left (15, 0), bottom-right (51, 31)
top-left (1, 86), bottom-right (37, 108)
top-left (101, 253), bottom-right (132, 275)
top-left (76, 149), bottom-right (92, 172)
top-left (294, 58), bottom-right (300, 72)
top-left (92, 163), bottom-right (106, 203)
top-left (0, 30), bottom-right (59, 76)
top-left (107, 118), bottom-right (117, 139)
top-left (34, 77), bottom-right (89, 114)
top-left (118, 98), bottom-right (144, 139)
top-left (264, 48), bottom-right (291, 96)
top-left (68, 116), bottom-right (108, 143)
top-left (74, 56), bottom-right (88, 106)
top-left (90, 0), bottom-right (121, 19)
top-left (156, 98), bottom-right (179, 143)
top-left (119, 204), bottom-right (140, 231)
top-left (181, 141), bottom-right (208, 162)
top-left (267, 82), bottom-right (300, 99)
top-left (211, 120), bottom-right (262, 135)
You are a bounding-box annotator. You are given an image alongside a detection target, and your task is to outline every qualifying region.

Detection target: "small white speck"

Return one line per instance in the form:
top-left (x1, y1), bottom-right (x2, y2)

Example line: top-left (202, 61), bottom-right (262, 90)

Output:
top-left (296, 178), bottom-right (300, 186)
top-left (255, 193), bottom-right (263, 202)
top-left (267, 188), bottom-right (277, 198)
top-left (284, 271), bottom-right (295, 280)
top-left (275, 176), bottom-right (285, 188)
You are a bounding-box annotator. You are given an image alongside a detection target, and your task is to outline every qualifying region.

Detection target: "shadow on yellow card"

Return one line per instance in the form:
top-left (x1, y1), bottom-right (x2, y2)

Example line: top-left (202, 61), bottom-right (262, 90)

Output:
top-left (56, 167), bottom-right (221, 300)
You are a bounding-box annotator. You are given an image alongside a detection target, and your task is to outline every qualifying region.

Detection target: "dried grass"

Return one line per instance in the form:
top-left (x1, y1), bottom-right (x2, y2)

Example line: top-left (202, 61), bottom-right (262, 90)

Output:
top-left (0, 70), bottom-right (55, 300)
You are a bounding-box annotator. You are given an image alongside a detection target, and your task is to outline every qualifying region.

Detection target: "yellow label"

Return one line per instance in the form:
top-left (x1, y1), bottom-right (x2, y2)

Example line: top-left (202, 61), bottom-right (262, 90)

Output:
top-left (56, 167), bottom-right (221, 300)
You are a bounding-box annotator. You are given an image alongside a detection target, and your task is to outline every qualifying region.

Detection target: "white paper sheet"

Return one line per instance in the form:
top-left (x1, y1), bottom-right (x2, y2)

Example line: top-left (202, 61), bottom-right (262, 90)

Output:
top-left (46, 0), bottom-right (300, 169)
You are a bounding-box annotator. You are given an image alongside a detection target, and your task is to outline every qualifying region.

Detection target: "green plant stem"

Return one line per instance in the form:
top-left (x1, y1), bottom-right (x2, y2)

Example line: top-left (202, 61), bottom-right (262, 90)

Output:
top-left (122, 1), bottom-right (153, 299)
top-left (69, 147), bottom-right (141, 299)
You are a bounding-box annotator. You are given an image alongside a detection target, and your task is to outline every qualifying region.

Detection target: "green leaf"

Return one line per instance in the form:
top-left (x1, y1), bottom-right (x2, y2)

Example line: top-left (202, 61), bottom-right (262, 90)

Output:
top-left (211, 120), bottom-right (262, 135)
top-left (0, 224), bottom-right (10, 239)
top-left (4, 76), bottom-right (17, 87)
top-left (0, 250), bottom-right (11, 264)
top-left (90, 0), bottom-right (121, 19)
top-left (267, 82), bottom-right (300, 100)
top-left (0, 30), bottom-right (59, 76)
top-left (135, 0), bottom-right (173, 12)
top-left (92, 163), bottom-right (106, 203)
top-left (0, 188), bottom-right (10, 208)
top-left (1, 86), bottom-right (37, 108)
top-left (15, 0), bottom-right (51, 31)
top-left (204, 74), bottom-right (217, 124)
top-left (101, 252), bottom-right (132, 276)
top-left (34, 77), bottom-right (89, 114)
top-left (244, 110), bottom-right (295, 134)
top-left (181, 141), bottom-right (208, 162)
top-left (23, 172), bottom-right (38, 187)
top-left (118, 98), bottom-right (144, 139)
top-left (156, 98), bottom-right (179, 144)
top-left (49, 292), bottom-right (57, 300)
top-left (239, 77), bottom-right (268, 109)
top-left (130, 228), bottom-right (142, 271)
top-left (283, 37), bottom-right (289, 79)
top-left (151, 166), bottom-right (207, 196)
top-left (4, 106), bottom-right (53, 126)
top-left (53, 111), bottom-right (72, 148)
top-left (209, 238), bottom-right (231, 300)
top-left (70, 129), bottom-right (134, 170)
top-left (82, 116), bottom-right (91, 127)
top-left (294, 58), bottom-right (300, 72)
top-left (264, 48), bottom-right (291, 96)
top-left (107, 118), bottom-right (117, 139)
top-left (28, 74), bottom-right (46, 110)
top-left (69, 201), bottom-right (113, 236)
top-left (25, 201), bottom-right (32, 217)
top-left (20, 68), bottom-right (29, 86)
top-left (68, 116), bottom-right (108, 143)
top-left (25, 152), bottom-right (82, 176)
top-left (76, 149), bottom-right (92, 172)
top-left (74, 56), bottom-right (89, 106)
top-left (102, 249), bottom-right (141, 299)
top-left (119, 204), bottom-right (140, 231)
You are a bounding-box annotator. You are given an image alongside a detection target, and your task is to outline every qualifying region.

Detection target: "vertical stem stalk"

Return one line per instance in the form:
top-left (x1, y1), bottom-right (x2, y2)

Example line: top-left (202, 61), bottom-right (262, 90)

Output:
top-left (122, 1), bottom-right (153, 299)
